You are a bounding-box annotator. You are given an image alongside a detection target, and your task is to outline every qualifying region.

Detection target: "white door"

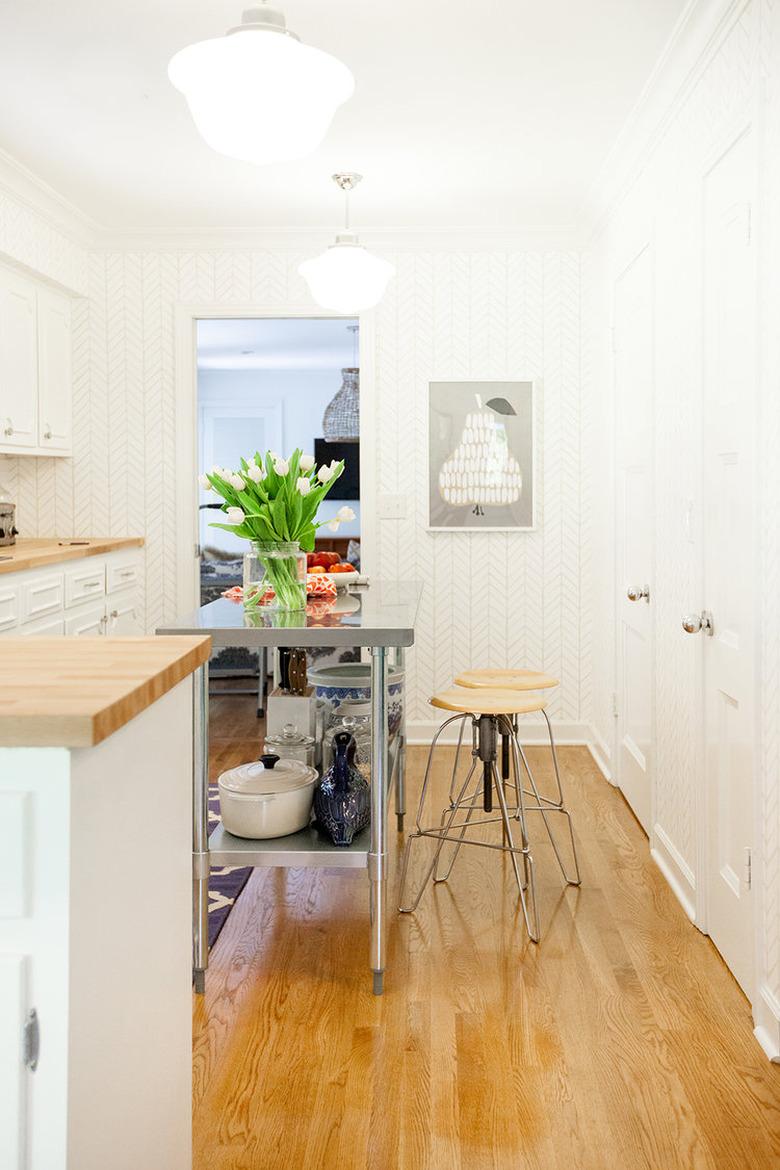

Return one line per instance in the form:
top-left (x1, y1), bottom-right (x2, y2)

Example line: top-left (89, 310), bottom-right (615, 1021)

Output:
top-left (0, 268), bottom-right (38, 450)
top-left (199, 403), bottom-right (282, 554)
top-left (36, 287), bottom-right (72, 452)
top-left (697, 130), bottom-right (756, 995)
top-left (614, 245), bottom-right (655, 832)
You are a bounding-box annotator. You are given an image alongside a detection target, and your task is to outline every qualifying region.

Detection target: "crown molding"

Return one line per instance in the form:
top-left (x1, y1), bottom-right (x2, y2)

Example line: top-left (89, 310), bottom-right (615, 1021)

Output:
top-left (0, 145), bottom-right (100, 250)
top-left (586, 0), bottom-right (751, 241)
top-left (92, 222), bottom-right (588, 254)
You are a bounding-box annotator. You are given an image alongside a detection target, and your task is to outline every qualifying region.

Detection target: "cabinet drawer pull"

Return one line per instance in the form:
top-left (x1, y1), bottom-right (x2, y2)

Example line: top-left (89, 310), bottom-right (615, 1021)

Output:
top-left (43, 422), bottom-right (52, 440)
top-left (4, 418), bottom-right (13, 437)
top-left (83, 580), bottom-right (102, 589)
top-left (119, 569), bottom-right (135, 578)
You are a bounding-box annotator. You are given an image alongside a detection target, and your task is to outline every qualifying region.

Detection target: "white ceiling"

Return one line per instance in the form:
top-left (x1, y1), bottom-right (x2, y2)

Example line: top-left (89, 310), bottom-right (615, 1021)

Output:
top-left (197, 316), bottom-right (359, 370)
top-left (0, 0), bottom-right (686, 232)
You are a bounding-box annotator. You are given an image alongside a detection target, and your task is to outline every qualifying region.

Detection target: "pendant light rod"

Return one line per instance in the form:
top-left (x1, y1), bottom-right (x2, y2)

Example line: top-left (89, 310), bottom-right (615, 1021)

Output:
top-left (332, 172), bottom-right (362, 232)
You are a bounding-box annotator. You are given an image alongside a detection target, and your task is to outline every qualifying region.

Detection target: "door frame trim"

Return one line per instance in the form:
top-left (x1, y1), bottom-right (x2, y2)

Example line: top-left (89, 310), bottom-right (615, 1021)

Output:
top-left (611, 235), bottom-right (657, 837)
top-left (174, 304), bottom-right (377, 617)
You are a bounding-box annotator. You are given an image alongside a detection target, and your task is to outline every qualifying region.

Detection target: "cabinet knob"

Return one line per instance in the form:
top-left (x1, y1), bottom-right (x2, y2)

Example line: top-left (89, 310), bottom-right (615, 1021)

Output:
top-left (110, 609), bottom-right (118, 620)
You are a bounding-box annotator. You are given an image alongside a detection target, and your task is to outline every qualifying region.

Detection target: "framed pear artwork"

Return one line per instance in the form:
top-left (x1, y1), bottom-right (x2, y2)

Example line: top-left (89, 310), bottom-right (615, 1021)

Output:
top-left (428, 381), bottom-right (536, 531)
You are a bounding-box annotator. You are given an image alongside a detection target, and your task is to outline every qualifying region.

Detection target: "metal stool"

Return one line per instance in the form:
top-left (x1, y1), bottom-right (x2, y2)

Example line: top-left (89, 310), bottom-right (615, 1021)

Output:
top-left (455, 669), bottom-right (580, 888)
top-left (398, 687), bottom-right (545, 942)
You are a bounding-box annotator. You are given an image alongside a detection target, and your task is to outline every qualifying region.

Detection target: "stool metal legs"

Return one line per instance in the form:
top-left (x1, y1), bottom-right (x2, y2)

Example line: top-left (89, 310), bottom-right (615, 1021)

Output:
top-left (505, 713), bottom-right (581, 887)
top-left (398, 714), bottom-right (540, 943)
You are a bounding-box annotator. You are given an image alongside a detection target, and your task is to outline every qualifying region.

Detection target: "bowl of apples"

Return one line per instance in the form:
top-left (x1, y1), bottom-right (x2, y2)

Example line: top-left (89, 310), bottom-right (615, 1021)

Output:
top-left (306, 551), bottom-right (360, 590)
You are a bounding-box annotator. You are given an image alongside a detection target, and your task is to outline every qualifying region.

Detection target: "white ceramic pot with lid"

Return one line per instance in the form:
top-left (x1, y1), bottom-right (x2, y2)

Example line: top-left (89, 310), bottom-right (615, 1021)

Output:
top-left (218, 753), bottom-right (318, 839)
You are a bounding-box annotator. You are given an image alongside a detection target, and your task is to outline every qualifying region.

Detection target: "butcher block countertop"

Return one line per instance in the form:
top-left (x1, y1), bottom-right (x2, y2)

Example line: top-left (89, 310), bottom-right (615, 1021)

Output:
top-left (0, 536), bottom-right (144, 575)
top-left (0, 636), bottom-right (211, 747)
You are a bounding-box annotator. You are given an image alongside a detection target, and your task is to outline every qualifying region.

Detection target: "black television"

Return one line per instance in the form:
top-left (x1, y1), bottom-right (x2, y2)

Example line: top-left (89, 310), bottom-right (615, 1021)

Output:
top-left (314, 439), bottom-right (360, 499)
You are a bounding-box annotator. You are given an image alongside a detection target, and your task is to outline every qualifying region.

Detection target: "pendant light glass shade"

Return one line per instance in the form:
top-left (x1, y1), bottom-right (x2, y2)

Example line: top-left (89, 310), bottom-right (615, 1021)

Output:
top-left (168, 6), bottom-right (354, 164)
top-left (299, 234), bottom-right (395, 313)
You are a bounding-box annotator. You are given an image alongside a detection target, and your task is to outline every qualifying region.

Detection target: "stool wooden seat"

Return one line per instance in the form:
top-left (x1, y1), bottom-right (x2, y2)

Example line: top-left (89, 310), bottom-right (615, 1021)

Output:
top-left (430, 686), bottom-right (546, 716)
top-left (455, 668), bottom-right (559, 690)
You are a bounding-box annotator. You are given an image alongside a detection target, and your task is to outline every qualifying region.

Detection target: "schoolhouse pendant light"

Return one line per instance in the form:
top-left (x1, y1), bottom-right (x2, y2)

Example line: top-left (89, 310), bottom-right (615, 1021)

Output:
top-left (168, 3), bottom-right (354, 164)
top-left (299, 174), bottom-right (395, 313)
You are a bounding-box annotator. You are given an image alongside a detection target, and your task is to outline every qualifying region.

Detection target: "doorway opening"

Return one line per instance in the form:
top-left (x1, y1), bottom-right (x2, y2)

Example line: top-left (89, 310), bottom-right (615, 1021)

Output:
top-left (195, 315), bottom-right (362, 700)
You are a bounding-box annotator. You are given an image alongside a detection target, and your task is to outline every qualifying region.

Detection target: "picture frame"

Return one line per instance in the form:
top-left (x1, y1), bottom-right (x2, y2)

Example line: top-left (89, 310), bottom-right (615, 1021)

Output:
top-left (427, 380), bottom-right (537, 531)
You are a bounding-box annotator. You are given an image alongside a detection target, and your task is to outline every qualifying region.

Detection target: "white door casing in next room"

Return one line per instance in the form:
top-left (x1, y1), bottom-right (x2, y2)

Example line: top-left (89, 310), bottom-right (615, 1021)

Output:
top-left (614, 243), bottom-right (655, 834)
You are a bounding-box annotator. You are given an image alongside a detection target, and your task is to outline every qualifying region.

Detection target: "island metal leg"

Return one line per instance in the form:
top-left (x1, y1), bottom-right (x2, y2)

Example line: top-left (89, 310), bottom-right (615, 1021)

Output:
top-left (192, 663), bottom-right (210, 994)
top-left (369, 645), bottom-right (389, 994)
top-left (394, 645), bottom-right (406, 832)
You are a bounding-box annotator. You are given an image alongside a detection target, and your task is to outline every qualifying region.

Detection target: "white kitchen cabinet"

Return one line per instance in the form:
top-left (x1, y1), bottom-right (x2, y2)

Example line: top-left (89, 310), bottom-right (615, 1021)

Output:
top-left (107, 597), bottom-right (142, 635)
top-left (36, 288), bottom-right (72, 452)
top-left (20, 573), bottom-right (65, 623)
top-left (0, 268), bottom-right (38, 450)
top-left (0, 549), bottom-right (143, 639)
top-left (64, 601), bottom-right (107, 636)
top-left (22, 612), bottom-right (66, 635)
top-left (0, 265), bottom-right (73, 459)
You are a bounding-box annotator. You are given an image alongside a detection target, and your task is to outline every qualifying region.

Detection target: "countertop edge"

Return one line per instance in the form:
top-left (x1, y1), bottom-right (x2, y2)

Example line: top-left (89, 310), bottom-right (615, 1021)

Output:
top-left (0, 536), bottom-right (145, 575)
top-left (0, 635), bottom-right (211, 748)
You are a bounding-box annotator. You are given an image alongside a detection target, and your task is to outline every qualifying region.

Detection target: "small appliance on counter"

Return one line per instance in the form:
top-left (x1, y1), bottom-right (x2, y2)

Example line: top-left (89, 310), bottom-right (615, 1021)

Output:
top-left (263, 722), bottom-right (316, 767)
top-left (217, 753), bottom-right (319, 839)
top-left (0, 483), bottom-right (18, 546)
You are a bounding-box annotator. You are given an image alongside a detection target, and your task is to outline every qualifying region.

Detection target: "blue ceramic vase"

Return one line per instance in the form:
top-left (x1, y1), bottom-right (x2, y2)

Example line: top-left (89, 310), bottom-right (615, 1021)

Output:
top-left (314, 731), bottom-right (370, 846)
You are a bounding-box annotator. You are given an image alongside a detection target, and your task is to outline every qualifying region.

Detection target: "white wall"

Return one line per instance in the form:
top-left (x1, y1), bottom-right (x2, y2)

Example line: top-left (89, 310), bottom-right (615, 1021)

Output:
top-left (198, 367), bottom-right (361, 553)
top-left (586, 0), bottom-right (780, 1056)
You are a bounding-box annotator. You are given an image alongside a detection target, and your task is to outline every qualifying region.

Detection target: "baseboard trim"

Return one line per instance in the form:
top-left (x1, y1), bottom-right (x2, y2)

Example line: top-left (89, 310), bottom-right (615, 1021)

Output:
top-left (754, 985), bottom-right (780, 1063)
top-left (651, 823), bottom-right (697, 923)
top-left (586, 727), bottom-right (613, 783)
top-left (406, 720), bottom-right (592, 746)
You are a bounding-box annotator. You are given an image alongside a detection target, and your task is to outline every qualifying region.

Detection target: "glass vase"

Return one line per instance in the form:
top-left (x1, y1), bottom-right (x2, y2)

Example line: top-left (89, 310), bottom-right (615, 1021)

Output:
top-left (243, 541), bottom-right (307, 613)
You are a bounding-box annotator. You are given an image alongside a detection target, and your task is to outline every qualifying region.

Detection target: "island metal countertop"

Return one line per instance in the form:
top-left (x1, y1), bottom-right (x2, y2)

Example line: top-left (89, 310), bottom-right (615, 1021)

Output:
top-left (157, 580), bottom-right (423, 649)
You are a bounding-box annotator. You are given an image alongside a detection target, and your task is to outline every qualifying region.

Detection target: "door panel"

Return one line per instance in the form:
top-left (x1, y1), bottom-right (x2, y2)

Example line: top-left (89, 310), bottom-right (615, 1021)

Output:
top-left (37, 288), bottom-right (72, 451)
top-left (614, 245), bottom-right (654, 831)
top-left (0, 269), bottom-right (37, 449)
top-left (702, 129), bottom-right (755, 995)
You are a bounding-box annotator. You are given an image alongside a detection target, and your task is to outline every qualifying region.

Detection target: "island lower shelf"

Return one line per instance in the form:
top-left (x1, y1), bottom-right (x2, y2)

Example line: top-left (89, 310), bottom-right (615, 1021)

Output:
top-left (209, 822), bottom-right (370, 868)
top-left (208, 726), bottom-right (401, 869)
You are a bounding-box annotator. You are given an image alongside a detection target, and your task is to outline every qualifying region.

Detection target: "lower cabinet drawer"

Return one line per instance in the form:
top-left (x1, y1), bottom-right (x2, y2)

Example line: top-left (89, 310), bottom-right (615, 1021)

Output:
top-left (20, 573), bottom-right (64, 624)
top-left (65, 562), bottom-right (106, 608)
top-left (64, 602), bottom-right (106, 636)
top-left (106, 556), bottom-right (140, 594)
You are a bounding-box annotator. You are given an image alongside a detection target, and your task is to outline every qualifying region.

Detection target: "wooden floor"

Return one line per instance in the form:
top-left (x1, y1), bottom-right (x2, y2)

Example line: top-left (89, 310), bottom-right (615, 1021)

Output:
top-left (194, 697), bottom-right (780, 1170)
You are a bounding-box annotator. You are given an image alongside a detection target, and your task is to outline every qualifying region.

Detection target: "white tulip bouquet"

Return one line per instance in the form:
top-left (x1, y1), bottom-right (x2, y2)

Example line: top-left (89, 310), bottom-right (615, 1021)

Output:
top-left (199, 448), bottom-right (353, 611)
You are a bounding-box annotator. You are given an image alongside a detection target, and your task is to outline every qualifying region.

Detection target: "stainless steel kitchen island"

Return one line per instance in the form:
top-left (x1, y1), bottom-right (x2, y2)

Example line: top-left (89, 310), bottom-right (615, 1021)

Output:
top-left (157, 580), bottom-right (422, 996)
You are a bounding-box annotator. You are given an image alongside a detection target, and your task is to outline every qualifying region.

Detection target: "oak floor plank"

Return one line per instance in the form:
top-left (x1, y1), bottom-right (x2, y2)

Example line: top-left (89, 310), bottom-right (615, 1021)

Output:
top-left (193, 702), bottom-right (780, 1169)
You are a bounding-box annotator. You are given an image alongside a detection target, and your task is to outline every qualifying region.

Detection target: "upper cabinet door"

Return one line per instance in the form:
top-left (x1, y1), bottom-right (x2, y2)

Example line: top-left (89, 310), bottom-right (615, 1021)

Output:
top-left (0, 269), bottom-right (38, 449)
top-left (37, 287), bottom-right (72, 453)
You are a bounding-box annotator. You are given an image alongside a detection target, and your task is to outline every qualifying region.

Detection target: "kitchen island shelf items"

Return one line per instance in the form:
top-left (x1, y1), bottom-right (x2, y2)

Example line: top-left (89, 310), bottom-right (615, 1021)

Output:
top-left (0, 634), bottom-right (210, 1170)
top-left (157, 580), bottom-right (421, 996)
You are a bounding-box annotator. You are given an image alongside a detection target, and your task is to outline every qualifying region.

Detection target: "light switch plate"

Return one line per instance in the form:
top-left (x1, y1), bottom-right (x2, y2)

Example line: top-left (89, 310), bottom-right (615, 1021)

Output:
top-left (378, 494), bottom-right (408, 520)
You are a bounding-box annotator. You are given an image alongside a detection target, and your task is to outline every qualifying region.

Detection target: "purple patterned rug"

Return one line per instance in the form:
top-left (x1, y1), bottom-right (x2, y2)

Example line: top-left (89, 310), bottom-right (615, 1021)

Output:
top-left (208, 785), bottom-right (252, 949)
